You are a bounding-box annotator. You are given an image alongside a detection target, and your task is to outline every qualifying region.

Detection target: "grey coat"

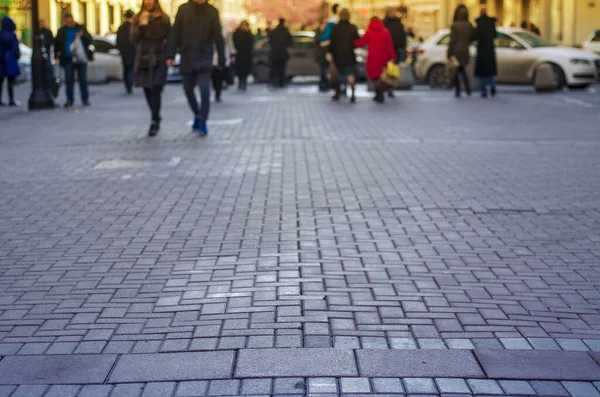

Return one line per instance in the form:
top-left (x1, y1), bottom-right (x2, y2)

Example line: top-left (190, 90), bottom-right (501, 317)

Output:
top-left (131, 13), bottom-right (171, 88)
top-left (447, 20), bottom-right (474, 66)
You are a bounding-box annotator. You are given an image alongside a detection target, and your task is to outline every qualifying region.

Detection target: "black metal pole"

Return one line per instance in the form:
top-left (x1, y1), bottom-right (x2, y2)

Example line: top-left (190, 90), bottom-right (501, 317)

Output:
top-left (28, 0), bottom-right (55, 110)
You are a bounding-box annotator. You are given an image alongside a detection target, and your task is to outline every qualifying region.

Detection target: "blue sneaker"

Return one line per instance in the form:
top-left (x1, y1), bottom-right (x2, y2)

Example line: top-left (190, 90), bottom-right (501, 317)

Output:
top-left (199, 121), bottom-right (208, 136)
top-left (192, 117), bottom-right (201, 133)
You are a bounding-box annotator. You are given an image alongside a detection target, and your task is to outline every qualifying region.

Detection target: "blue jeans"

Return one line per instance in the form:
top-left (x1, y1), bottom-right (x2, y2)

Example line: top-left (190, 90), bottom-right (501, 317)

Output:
top-left (479, 76), bottom-right (496, 95)
top-left (123, 63), bottom-right (134, 92)
top-left (64, 62), bottom-right (89, 102)
top-left (183, 71), bottom-right (211, 122)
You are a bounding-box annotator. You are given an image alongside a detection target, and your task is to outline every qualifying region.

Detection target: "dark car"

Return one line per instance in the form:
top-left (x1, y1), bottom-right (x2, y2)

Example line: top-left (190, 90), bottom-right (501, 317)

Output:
top-left (252, 31), bottom-right (366, 83)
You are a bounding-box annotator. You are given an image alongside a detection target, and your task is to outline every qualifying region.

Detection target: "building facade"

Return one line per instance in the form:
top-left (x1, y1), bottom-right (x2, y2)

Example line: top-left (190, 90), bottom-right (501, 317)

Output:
top-left (329, 0), bottom-right (599, 45)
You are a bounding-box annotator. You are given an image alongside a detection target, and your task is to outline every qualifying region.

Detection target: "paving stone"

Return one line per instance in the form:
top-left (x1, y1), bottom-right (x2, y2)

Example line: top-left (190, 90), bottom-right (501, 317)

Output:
top-left (236, 348), bottom-right (358, 377)
top-left (436, 378), bottom-right (470, 394)
top-left (358, 350), bottom-right (484, 377)
top-left (78, 385), bottom-right (113, 397)
top-left (110, 384), bottom-right (144, 397)
top-left (403, 378), bottom-right (437, 394)
top-left (241, 379), bottom-right (272, 395)
top-left (308, 378), bottom-right (337, 393)
top-left (109, 352), bottom-right (235, 382)
top-left (557, 339), bottom-right (590, 351)
top-left (44, 385), bottom-right (81, 397)
top-left (498, 380), bottom-right (536, 395)
top-left (10, 385), bottom-right (48, 397)
top-left (500, 338), bottom-right (532, 349)
top-left (372, 378), bottom-right (404, 393)
top-left (476, 350), bottom-right (600, 380)
top-left (562, 382), bottom-right (600, 397)
top-left (530, 381), bottom-right (570, 396)
top-left (585, 341), bottom-right (600, 352)
top-left (0, 386), bottom-right (16, 397)
top-left (141, 382), bottom-right (177, 397)
top-left (207, 380), bottom-right (240, 396)
top-left (0, 354), bottom-right (117, 384)
top-left (176, 381), bottom-right (209, 396)
top-left (446, 340), bottom-right (475, 350)
top-left (390, 338), bottom-right (418, 349)
top-left (273, 378), bottom-right (305, 394)
top-left (467, 380), bottom-right (503, 395)
top-left (528, 338), bottom-right (562, 350)
top-left (340, 378), bottom-right (371, 393)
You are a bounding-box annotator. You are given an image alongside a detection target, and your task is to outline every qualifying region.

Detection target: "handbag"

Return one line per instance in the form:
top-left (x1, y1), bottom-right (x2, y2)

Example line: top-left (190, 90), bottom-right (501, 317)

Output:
top-left (386, 61), bottom-right (400, 79)
top-left (70, 37), bottom-right (88, 64)
top-left (445, 56), bottom-right (459, 82)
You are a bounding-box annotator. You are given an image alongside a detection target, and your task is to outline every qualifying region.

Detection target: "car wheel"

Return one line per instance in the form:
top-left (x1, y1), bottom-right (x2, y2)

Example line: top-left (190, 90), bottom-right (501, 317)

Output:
top-left (546, 63), bottom-right (565, 89)
top-left (253, 63), bottom-right (270, 83)
top-left (427, 64), bottom-right (449, 89)
top-left (568, 84), bottom-right (589, 90)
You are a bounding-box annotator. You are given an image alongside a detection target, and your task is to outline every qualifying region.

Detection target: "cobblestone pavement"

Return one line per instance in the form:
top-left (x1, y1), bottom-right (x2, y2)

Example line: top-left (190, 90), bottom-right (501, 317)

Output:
top-left (0, 82), bottom-right (600, 396)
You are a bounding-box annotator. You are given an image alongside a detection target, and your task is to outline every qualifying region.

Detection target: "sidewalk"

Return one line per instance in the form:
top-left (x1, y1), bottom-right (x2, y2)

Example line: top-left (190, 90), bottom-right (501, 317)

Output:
top-left (1, 82), bottom-right (600, 397)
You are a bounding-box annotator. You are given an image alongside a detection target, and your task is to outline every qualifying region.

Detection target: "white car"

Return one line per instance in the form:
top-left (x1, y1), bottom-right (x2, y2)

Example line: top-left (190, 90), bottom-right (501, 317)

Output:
top-left (17, 43), bottom-right (32, 83)
top-left (580, 30), bottom-right (600, 56)
top-left (91, 36), bottom-right (123, 81)
top-left (415, 28), bottom-right (600, 90)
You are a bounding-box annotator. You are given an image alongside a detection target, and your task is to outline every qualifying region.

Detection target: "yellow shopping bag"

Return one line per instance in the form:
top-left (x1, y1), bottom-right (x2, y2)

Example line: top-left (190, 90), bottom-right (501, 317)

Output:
top-left (386, 61), bottom-right (400, 79)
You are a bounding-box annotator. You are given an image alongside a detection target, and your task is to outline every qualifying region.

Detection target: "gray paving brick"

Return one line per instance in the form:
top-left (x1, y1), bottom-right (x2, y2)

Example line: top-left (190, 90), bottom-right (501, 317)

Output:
top-left (110, 352), bottom-right (235, 382)
top-left (241, 379), bottom-right (272, 395)
top-left (498, 380), bottom-right (536, 395)
top-left (141, 382), bottom-right (177, 397)
top-left (273, 378), bottom-right (305, 395)
top-left (0, 386), bottom-right (16, 397)
top-left (11, 385), bottom-right (48, 397)
top-left (528, 338), bottom-right (562, 350)
top-left (43, 385), bottom-right (81, 397)
top-left (77, 385), bottom-right (113, 397)
top-left (109, 384), bottom-right (144, 397)
top-left (176, 381), bottom-right (209, 396)
top-left (531, 381), bottom-right (570, 396)
top-left (467, 380), bottom-right (503, 395)
top-left (372, 378), bottom-right (404, 393)
top-left (309, 378), bottom-right (338, 393)
top-left (436, 378), bottom-right (470, 394)
top-left (208, 380), bottom-right (240, 396)
top-left (340, 378), bottom-right (371, 393)
top-left (236, 348), bottom-right (358, 377)
top-left (403, 378), bottom-right (437, 394)
top-left (557, 339), bottom-right (590, 351)
top-left (562, 382), bottom-right (600, 397)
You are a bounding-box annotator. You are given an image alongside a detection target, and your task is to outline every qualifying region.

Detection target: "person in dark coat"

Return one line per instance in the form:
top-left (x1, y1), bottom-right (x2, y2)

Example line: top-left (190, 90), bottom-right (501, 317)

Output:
top-left (354, 17), bottom-right (396, 103)
top-left (39, 19), bottom-right (55, 81)
top-left (0, 16), bottom-right (21, 106)
top-left (55, 14), bottom-right (93, 107)
top-left (166, 0), bottom-right (225, 135)
top-left (130, 0), bottom-right (171, 136)
top-left (383, 7), bottom-right (406, 63)
top-left (233, 20), bottom-right (254, 91)
top-left (474, 7), bottom-right (497, 98)
top-left (117, 10), bottom-right (137, 94)
top-left (268, 18), bottom-right (293, 88)
top-left (329, 8), bottom-right (359, 102)
top-left (447, 4), bottom-right (474, 97)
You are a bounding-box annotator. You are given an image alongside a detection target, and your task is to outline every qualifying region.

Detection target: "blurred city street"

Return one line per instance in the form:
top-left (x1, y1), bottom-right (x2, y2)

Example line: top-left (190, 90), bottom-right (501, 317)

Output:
top-left (1, 81), bottom-right (600, 396)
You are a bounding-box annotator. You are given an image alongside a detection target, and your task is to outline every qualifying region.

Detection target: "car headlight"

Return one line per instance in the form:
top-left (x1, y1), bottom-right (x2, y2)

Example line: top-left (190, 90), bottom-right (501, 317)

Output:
top-left (570, 59), bottom-right (591, 65)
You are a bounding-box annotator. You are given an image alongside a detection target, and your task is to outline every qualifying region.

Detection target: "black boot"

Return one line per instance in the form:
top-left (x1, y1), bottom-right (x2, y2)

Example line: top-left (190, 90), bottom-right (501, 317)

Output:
top-left (491, 86), bottom-right (496, 97)
top-left (148, 120), bottom-right (160, 137)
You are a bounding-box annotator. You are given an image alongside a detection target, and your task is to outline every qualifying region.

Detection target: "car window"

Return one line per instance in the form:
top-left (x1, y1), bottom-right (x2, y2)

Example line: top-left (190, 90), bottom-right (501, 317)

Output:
top-left (495, 33), bottom-right (520, 48)
top-left (293, 36), bottom-right (314, 50)
top-left (513, 31), bottom-right (552, 47)
top-left (437, 34), bottom-right (450, 45)
top-left (93, 39), bottom-right (114, 53)
top-left (592, 31), bottom-right (600, 42)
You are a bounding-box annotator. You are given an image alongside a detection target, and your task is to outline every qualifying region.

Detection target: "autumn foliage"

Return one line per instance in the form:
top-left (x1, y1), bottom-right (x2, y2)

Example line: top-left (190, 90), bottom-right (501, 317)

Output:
top-left (244, 0), bottom-right (324, 25)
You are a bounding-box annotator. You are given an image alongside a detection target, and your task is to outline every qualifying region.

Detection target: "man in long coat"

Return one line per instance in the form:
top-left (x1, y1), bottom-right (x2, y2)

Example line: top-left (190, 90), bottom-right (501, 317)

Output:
top-left (474, 7), bottom-right (497, 98)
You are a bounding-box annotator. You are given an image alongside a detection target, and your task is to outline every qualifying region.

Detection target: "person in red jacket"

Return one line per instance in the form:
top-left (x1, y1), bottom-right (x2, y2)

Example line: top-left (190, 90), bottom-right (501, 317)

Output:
top-left (354, 17), bottom-right (396, 103)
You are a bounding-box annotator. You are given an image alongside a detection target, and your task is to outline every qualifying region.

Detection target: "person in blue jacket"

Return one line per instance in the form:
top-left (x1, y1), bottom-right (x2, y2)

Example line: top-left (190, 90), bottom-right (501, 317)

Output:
top-left (320, 3), bottom-right (339, 46)
top-left (0, 16), bottom-right (21, 106)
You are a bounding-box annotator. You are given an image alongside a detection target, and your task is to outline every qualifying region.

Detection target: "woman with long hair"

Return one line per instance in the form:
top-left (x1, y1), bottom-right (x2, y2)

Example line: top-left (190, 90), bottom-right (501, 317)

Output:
top-left (447, 4), bottom-right (473, 97)
top-left (130, 0), bottom-right (170, 136)
top-left (233, 20), bottom-right (254, 91)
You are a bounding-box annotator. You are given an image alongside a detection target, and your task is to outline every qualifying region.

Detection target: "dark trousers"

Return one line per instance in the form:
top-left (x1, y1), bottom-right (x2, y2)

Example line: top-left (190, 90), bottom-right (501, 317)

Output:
top-left (453, 65), bottom-right (471, 96)
top-left (0, 76), bottom-right (16, 103)
top-left (211, 68), bottom-right (224, 100)
top-left (271, 60), bottom-right (287, 87)
top-left (237, 71), bottom-right (249, 90)
top-left (123, 63), bottom-right (134, 93)
top-left (64, 62), bottom-right (89, 102)
top-left (183, 70), bottom-right (211, 122)
top-left (318, 63), bottom-right (329, 91)
top-left (143, 86), bottom-right (163, 122)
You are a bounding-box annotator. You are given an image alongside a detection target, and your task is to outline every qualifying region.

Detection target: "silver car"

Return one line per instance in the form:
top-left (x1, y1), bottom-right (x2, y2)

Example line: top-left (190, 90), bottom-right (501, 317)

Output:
top-left (416, 28), bottom-right (600, 89)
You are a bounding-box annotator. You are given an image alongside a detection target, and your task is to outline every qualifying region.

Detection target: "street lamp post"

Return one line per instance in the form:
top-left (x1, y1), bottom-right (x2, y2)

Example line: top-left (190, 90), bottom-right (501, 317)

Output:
top-left (28, 0), bottom-right (55, 110)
